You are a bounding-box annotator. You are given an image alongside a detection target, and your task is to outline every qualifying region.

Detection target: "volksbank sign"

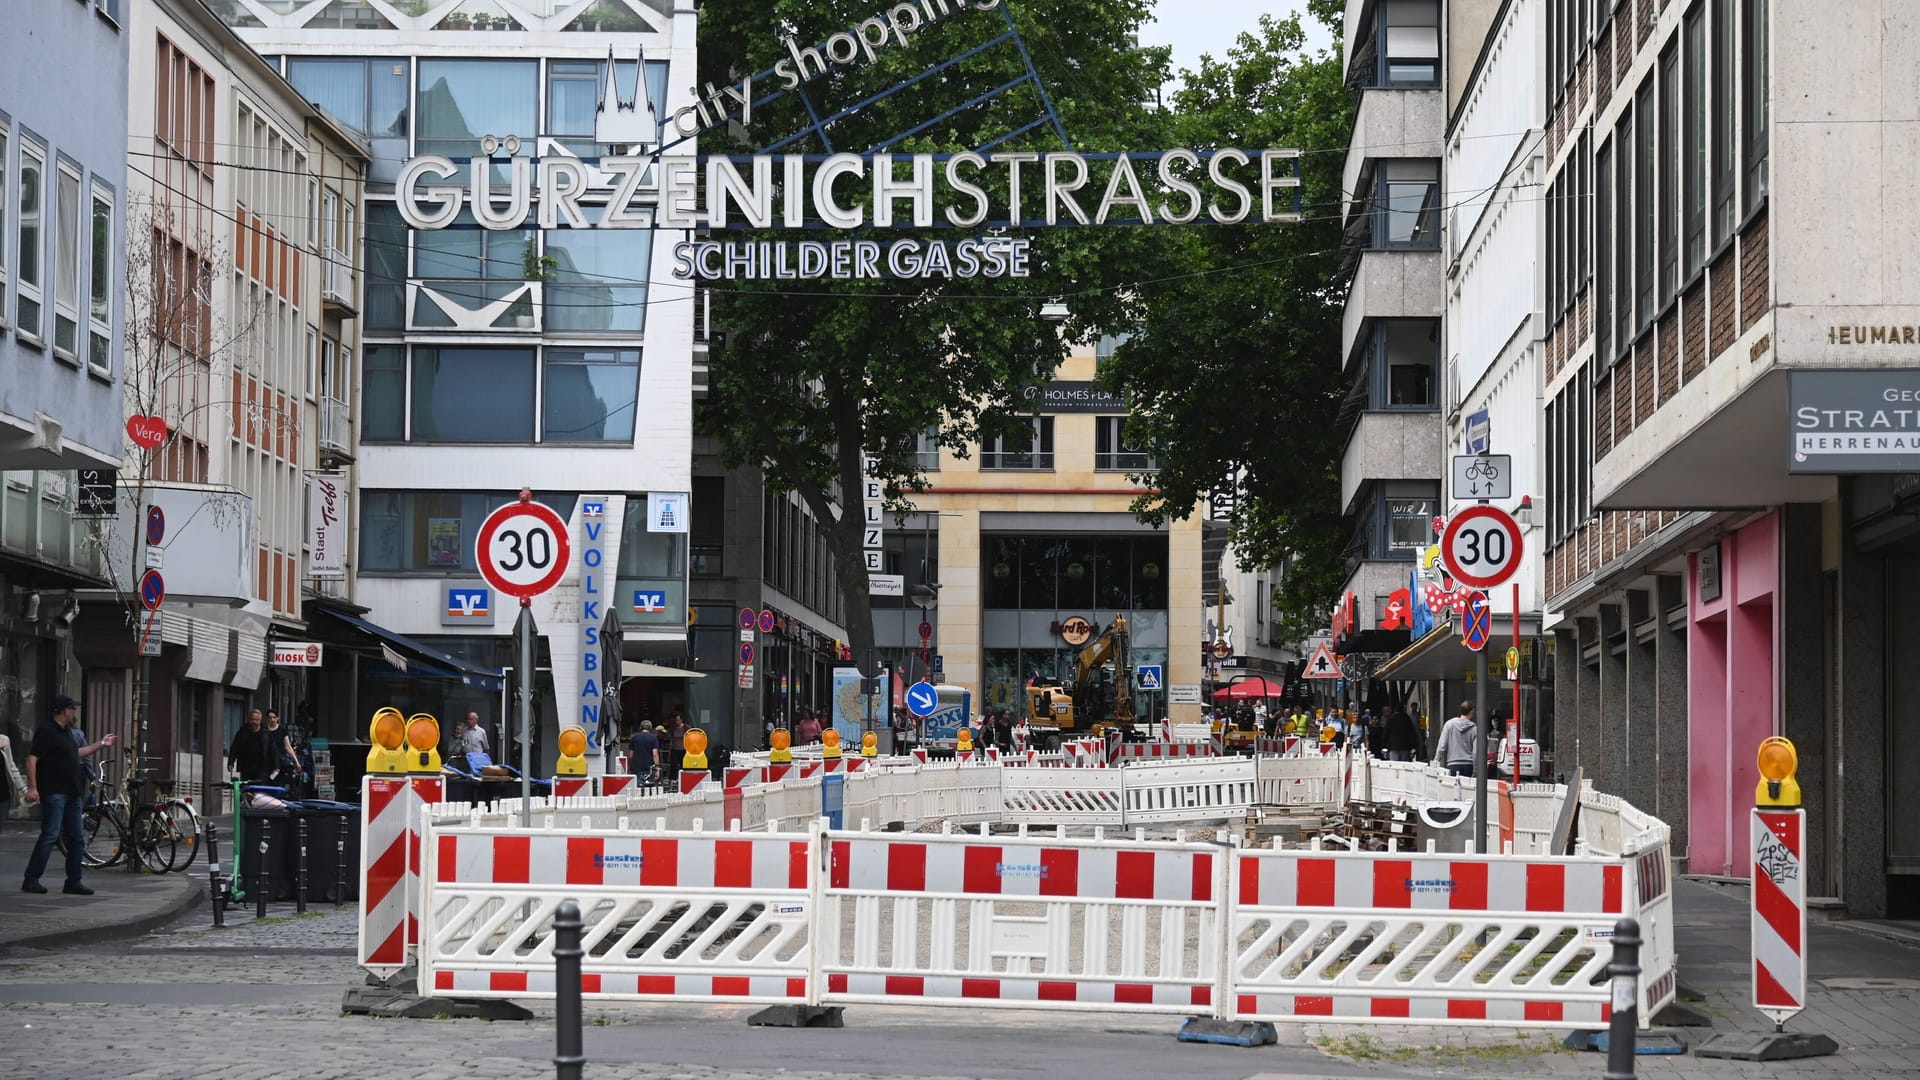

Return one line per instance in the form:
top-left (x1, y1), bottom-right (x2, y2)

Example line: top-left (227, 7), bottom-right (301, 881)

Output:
top-left (395, 149), bottom-right (1303, 281)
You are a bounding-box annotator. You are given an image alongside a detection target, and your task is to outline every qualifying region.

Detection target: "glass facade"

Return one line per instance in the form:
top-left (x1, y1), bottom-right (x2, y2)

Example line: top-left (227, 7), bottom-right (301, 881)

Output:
top-left (359, 490), bottom-right (578, 574)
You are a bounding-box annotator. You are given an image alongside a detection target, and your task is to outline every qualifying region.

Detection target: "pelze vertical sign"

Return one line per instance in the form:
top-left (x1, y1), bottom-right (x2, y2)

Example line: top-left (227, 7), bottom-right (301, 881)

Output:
top-left (308, 473), bottom-right (346, 578)
top-left (579, 496), bottom-right (610, 756)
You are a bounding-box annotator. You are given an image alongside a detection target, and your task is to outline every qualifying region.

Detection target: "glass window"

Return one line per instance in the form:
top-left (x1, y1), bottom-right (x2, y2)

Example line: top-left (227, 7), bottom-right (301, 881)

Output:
top-left (364, 201), bottom-right (406, 330)
top-left (1094, 330), bottom-right (1132, 365)
top-left (1132, 536), bottom-right (1169, 609)
top-left (1635, 81), bottom-right (1655, 330)
top-left (88, 184), bottom-right (112, 373)
top-left (287, 57), bottom-right (410, 181)
top-left (1614, 111), bottom-right (1633, 358)
top-left (914, 427), bottom-right (941, 471)
top-left (359, 490), bottom-right (577, 573)
top-left (1742, 0), bottom-right (1768, 212)
top-left (0, 125), bottom-right (8, 299)
top-left (546, 59), bottom-right (667, 155)
top-left (409, 346), bottom-right (535, 442)
top-left (16, 139), bottom-right (44, 337)
top-left (415, 210), bottom-right (530, 280)
top-left (543, 347), bottom-right (640, 443)
top-left (1380, 0), bottom-right (1440, 85)
top-left (1684, 8), bottom-right (1706, 278)
top-left (1596, 142), bottom-right (1613, 361)
top-left (543, 229), bottom-right (651, 333)
top-left (1376, 160), bottom-right (1439, 248)
top-left (982, 417), bottom-right (1054, 470)
top-left (984, 536), bottom-right (1021, 608)
top-left (1711, 0), bottom-right (1735, 247)
top-left (1658, 46), bottom-right (1678, 304)
top-left (1094, 416), bottom-right (1154, 471)
top-left (1383, 496), bottom-right (1436, 556)
top-left (1379, 320), bottom-right (1437, 407)
top-left (416, 59), bottom-right (537, 160)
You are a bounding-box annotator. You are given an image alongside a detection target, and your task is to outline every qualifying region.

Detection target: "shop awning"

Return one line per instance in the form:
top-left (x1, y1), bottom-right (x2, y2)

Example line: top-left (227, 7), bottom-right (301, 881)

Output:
top-left (620, 660), bottom-right (706, 679)
top-left (1372, 614), bottom-right (1546, 682)
top-left (1212, 675), bottom-right (1286, 699)
top-left (316, 608), bottom-right (505, 691)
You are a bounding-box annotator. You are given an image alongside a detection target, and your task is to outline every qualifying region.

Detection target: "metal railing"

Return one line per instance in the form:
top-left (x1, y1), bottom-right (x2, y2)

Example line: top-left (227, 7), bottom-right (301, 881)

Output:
top-left (322, 247), bottom-right (354, 306)
top-left (320, 395), bottom-right (350, 455)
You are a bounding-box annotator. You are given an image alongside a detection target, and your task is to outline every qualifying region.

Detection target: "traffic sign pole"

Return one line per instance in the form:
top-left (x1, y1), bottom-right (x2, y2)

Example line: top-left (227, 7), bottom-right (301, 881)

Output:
top-left (1474, 636), bottom-right (1488, 854)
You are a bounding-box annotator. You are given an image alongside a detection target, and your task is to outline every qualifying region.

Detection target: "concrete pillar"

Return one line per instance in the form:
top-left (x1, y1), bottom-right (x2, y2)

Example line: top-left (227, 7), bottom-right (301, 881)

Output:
top-left (1836, 508), bottom-right (1888, 918)
top-left (1574, 617), bottom-right (1601, 785)
top-left (1623, 592), bottom-right (1659, 820)
top-left (1653, 596), bottom-right (1690, 872)
top-left (1778, 504), bottom-right (1829, 894)
top-left (1594, 605), bottom-right (1627, 796)
top-left (1552, 628), bottom-right (1579, 776)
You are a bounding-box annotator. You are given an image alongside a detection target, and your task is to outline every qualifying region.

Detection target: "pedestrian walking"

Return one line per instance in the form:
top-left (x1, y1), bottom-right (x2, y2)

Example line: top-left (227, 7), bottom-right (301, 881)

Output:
top-left (0, 729), bottom-right (26, 833)
top-left (21, 695), bottom-right (116, 895)
top-left (796, 710), bottom-right (822, 746)
top-left (228, 709), bottom-right (275, 783)
top-left (1382, 702), bottom-right (1421, 762)
top-left (265, 710), bottom-right (303, 796)
top-left (628, 721), bottom-right (660, 783)
top-left (456, 712), bottom-right (489, 759)
top-left (1437, 702), bottom-right (1478, 777)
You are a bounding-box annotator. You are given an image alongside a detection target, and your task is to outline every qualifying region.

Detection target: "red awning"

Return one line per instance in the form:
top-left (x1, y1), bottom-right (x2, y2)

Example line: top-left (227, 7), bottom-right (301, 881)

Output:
top-left (1211, 675), bottom-right (1285, 699)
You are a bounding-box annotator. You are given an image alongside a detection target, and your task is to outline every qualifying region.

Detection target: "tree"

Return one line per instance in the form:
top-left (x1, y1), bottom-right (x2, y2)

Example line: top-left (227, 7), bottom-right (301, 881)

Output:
top-left (1099, 8), bottom-right (1355, 645)
top-left (695, 0), bottom-right (1168, 675)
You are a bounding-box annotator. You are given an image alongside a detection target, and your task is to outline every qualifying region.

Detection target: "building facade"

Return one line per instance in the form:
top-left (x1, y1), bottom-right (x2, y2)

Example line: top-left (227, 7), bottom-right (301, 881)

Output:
top-left (223, 0), bottom-right (699, 773)
top-left (0, 0), bottom-right (130, 778)
top-left (65, 0), bottom-right (369, 806)
top-left (1541, 0), bottom-right (1916, 917)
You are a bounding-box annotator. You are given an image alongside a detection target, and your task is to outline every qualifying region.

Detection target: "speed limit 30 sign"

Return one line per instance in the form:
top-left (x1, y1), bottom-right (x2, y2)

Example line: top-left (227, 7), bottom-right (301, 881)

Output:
top-left (476, 493), bottom-right (572, 601)
top-left (1440, 505), bottom-right (1524, 589)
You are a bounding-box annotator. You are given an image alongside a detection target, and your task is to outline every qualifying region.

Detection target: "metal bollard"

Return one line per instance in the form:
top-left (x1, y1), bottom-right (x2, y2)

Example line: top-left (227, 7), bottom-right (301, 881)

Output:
top-left (553, 900), bottom-right (585, 1080)
top-left (255, 817), bottom-right (271, 920)
top-left (205, 820), bottom-right (225, 928)
top-left (334, 816), bottom-right (348, 908)
top-left (295, 817), bottom-right (309, 914)
top-left (1603, 916), bottom-right (1642, 1080)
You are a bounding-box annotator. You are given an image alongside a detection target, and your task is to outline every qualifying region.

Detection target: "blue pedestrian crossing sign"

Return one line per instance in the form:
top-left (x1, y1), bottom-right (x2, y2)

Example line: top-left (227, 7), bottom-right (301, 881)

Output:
top-left (1135, 665), bottom-right (1164, 691)
top-left (906, 681), bottom-right (939, 718)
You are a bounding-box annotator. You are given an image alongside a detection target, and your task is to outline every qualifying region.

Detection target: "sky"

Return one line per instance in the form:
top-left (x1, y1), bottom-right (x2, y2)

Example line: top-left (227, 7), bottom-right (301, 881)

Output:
top-left (1142, 0), bottom-right (1335, 85)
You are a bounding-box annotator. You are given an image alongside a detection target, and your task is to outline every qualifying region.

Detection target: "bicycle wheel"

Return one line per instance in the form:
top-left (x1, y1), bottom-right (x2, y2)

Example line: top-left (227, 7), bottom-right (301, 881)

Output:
top-left (64, 808), bottom-right (125, 868)
top-left (129, 807), bottom-right (176, 874)
top-left (155, 800), bottom-right (201, 873)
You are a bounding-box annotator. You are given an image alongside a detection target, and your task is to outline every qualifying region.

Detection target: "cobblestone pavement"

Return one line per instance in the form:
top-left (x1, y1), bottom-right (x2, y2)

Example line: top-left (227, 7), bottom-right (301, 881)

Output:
top-left (0, 885), bottom-right (1916, 1080)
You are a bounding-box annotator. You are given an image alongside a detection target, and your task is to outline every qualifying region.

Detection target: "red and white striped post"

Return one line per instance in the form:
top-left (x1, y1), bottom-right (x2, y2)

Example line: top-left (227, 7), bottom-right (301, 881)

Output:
top-left (1751, 805), bottom-right (1805, 1027)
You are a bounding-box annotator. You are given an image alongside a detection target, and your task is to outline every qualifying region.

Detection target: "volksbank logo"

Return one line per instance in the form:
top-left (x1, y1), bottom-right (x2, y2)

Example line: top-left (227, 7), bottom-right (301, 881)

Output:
top-left (996, 862), bottom-right (1048, 878)
top-left (594, 854), bottom-right (644, 868)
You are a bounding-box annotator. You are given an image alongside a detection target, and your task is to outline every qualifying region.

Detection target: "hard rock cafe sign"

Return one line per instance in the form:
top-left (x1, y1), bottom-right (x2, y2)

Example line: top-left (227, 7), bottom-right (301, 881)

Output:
top-left (1058, 616), bottom-right (1095, 646)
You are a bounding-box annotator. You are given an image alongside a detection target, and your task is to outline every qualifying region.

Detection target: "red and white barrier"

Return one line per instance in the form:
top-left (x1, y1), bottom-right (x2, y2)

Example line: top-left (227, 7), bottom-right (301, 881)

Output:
top-left (357, 774), bottom-right (443, 977)
top-left (1751, 810), bottom-right (1802, 1024)
top-left (420, 824), bottom-right (816, 1002)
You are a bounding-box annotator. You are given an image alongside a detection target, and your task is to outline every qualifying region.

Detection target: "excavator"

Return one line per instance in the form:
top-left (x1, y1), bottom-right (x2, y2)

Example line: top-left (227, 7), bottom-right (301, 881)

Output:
top-left (1025, 615), bottom-right (1134, 749)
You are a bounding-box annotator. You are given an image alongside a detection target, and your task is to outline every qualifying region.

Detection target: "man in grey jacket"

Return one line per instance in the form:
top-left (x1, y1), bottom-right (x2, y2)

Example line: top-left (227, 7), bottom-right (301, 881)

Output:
top-left (1436, 702), bottom-right (1478, 777)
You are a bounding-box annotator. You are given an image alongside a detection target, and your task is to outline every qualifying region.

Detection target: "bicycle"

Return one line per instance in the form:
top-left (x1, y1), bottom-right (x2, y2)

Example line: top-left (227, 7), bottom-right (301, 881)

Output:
top-left (59, 757), bottom-right (201, 873)
top-left (1464, 458), bottom-right (1501, 481)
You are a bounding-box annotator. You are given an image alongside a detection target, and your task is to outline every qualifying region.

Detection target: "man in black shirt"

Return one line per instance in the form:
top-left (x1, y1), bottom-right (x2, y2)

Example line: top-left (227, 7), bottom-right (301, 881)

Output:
top-left (23, 694), bottom-right (116, 895)
top-left (227, 709), bottom-right (274, 783)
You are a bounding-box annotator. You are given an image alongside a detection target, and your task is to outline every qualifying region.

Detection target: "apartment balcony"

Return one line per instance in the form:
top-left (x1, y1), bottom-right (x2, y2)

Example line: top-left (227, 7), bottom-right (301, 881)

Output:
top-left (1342, 248), bottom-right (1444, 359)
top-left (1342, 89), bottom-right (1445, 220)
top-left (321, 248), bottom-right (356, 315)
top-left (1341, 409), bottom-right (1443, 513)
top-left (319, 395), bottom-right (354, 467)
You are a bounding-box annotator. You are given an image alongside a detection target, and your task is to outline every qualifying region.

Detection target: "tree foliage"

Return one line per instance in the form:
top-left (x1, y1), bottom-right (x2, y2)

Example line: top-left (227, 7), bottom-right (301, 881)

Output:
top-left (695, 0), bottom-right (1167, 673)
top-left (1101, 10), bottom-right (1354, 645)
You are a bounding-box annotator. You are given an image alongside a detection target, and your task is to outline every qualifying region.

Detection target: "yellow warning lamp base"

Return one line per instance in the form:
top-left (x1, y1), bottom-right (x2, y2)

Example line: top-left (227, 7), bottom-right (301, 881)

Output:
top-left (769, 727), bottom-right (793, 765)
top-left (406, 713), bottom-right (442, 774)
top-left (861, 732), bottom-right (879, 758)
top-left (955, 729), bottom-right (973, 753)
top-left (682, 727), bottom-right (710, 771)
top-left (555, 724), bottom-right (588, 777)
top-left (820, 728), bottom-right (842, 760)
top-left (1755, 736), bottom-right (1801, 809)
top-left (366, 708), bottom-right (410, 775)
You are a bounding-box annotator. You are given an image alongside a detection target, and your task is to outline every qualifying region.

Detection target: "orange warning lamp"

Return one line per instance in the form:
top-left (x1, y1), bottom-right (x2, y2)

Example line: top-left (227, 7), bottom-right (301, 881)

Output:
top-left (956, 727), bottom-right (973, 753)
top-left (683, 727), bottom-right (709, 771)
top-left (861, 731), bottom-right (878, 758)
top-left (769, 727), bottom-right (793, 765)
top-left (367, 707), bottom-right (409, 774)
top-left (404, 713), bottom-right (442, 773)
top-left (556, 724), bottom-right (588, 776)
top-left (821, 728), bottom-right (842, 759)
top-left (1755, 736), bottom-right (1801, 808)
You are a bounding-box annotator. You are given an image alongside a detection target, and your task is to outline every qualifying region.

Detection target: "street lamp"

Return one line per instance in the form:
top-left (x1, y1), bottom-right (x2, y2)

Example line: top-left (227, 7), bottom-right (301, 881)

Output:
top-left (1039, 300), bottom-right (1070, 325)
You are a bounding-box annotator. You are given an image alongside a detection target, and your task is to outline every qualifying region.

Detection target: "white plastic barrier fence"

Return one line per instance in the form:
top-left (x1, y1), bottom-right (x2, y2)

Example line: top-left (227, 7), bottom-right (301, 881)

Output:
top-left (1257, 753), bottom-right (1350, 807)
top-left (1626, 832), bottom-right (1677, 1018)
top-left (1121, 758), bottom-right (1259, 824)
top-left (419, 820), bottom-right (817, 1002)
top-left (1000, 767), bottom-right (1125, 826)
top-left (1230, 845), bottom-right (1628, 1027)
top-left (817, 828), bottom-right (1224, 1013)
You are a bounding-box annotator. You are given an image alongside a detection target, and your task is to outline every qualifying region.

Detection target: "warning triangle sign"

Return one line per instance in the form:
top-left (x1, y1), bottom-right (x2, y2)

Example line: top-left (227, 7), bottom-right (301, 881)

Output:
top-left (1302, 641), bottom-right (1342, 679)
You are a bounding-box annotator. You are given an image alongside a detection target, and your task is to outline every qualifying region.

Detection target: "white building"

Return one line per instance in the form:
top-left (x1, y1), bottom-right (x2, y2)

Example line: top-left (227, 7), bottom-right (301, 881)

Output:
top-left (224, 0), bottom-right (700, 771)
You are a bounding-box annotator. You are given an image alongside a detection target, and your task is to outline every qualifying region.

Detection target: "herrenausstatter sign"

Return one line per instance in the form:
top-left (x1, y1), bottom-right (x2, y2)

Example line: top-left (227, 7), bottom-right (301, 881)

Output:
top-left (1789, 370), bottom-right (1920, 473)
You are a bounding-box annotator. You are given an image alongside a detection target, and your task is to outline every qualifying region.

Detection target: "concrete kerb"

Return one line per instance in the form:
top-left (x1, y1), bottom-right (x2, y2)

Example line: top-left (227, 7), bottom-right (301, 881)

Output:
top-left (0, 875), bottom-right (205, 954)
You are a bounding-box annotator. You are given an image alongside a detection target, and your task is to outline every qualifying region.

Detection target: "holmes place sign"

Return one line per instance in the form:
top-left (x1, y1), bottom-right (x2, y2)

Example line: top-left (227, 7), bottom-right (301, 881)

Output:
top-left (1788, 370), bottom-right (1920, 473)
top-left (1023, 381), bottom-right (1127, 413)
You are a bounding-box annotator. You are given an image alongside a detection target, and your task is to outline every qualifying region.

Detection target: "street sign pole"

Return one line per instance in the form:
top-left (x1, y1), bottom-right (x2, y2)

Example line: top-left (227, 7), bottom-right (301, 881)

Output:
top-left (517, 604), bottom-right (535, 828)
top-left (1474, 643), bottom-right (1488, 854)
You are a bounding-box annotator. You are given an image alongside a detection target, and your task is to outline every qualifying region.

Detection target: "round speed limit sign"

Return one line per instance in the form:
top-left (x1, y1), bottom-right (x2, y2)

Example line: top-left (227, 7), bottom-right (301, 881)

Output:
top-left (1440, 505), bottom-right (1524, 589)
top-left (475, 496), bottom-right (572, 601)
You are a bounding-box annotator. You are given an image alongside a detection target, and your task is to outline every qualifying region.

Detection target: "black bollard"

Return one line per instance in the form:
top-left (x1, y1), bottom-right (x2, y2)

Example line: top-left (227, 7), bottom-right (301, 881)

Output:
top-left (255, 817), bottom-right (271, 920)
top-left (1603, 916), bottom-right (1642, 1080)
top-left (295, 817), bottom-right (309, 914)
top-left (554, 900), bottom-right (585, 1080)
top-left (334, 816), bottom-right (348, 908)
top-left (206, 820), bottom-right (225, 928)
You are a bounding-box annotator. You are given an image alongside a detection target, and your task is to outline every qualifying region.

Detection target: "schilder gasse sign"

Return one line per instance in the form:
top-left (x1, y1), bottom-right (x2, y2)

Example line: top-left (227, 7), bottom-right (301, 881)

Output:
top-left (395, 0), bottom-right (1302, 279)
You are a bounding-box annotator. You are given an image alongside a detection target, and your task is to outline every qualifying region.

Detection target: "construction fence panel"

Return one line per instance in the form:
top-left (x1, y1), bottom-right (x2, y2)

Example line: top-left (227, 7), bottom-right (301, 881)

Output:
top-left (818, 827), bottom-right (1226, 1014)
top-left (1228, 846), bottom-right (1630, 1029)
top-left (1627, 831), bottom-right (1678, 1019)
top-left (1122, 758), bottom-right (1259, 825)
top-left (1256, 755), bottom-right (1346, 807)
top-left (420, 820), bottom-right (818, 1003)
top-left (1000, 767), bottom-right (1124, 826)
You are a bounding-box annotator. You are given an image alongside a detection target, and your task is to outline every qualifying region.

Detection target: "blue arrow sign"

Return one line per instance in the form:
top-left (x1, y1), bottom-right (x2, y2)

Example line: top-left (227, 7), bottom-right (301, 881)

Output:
top-left (145, 505), bottom-right (166, 546)
top-left (906, 681), bottom-right (939, 718)
top-left (1135, 665), bottom-right (1164, 691)
top-left (1462, 592), bottom-right (1491, 651)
